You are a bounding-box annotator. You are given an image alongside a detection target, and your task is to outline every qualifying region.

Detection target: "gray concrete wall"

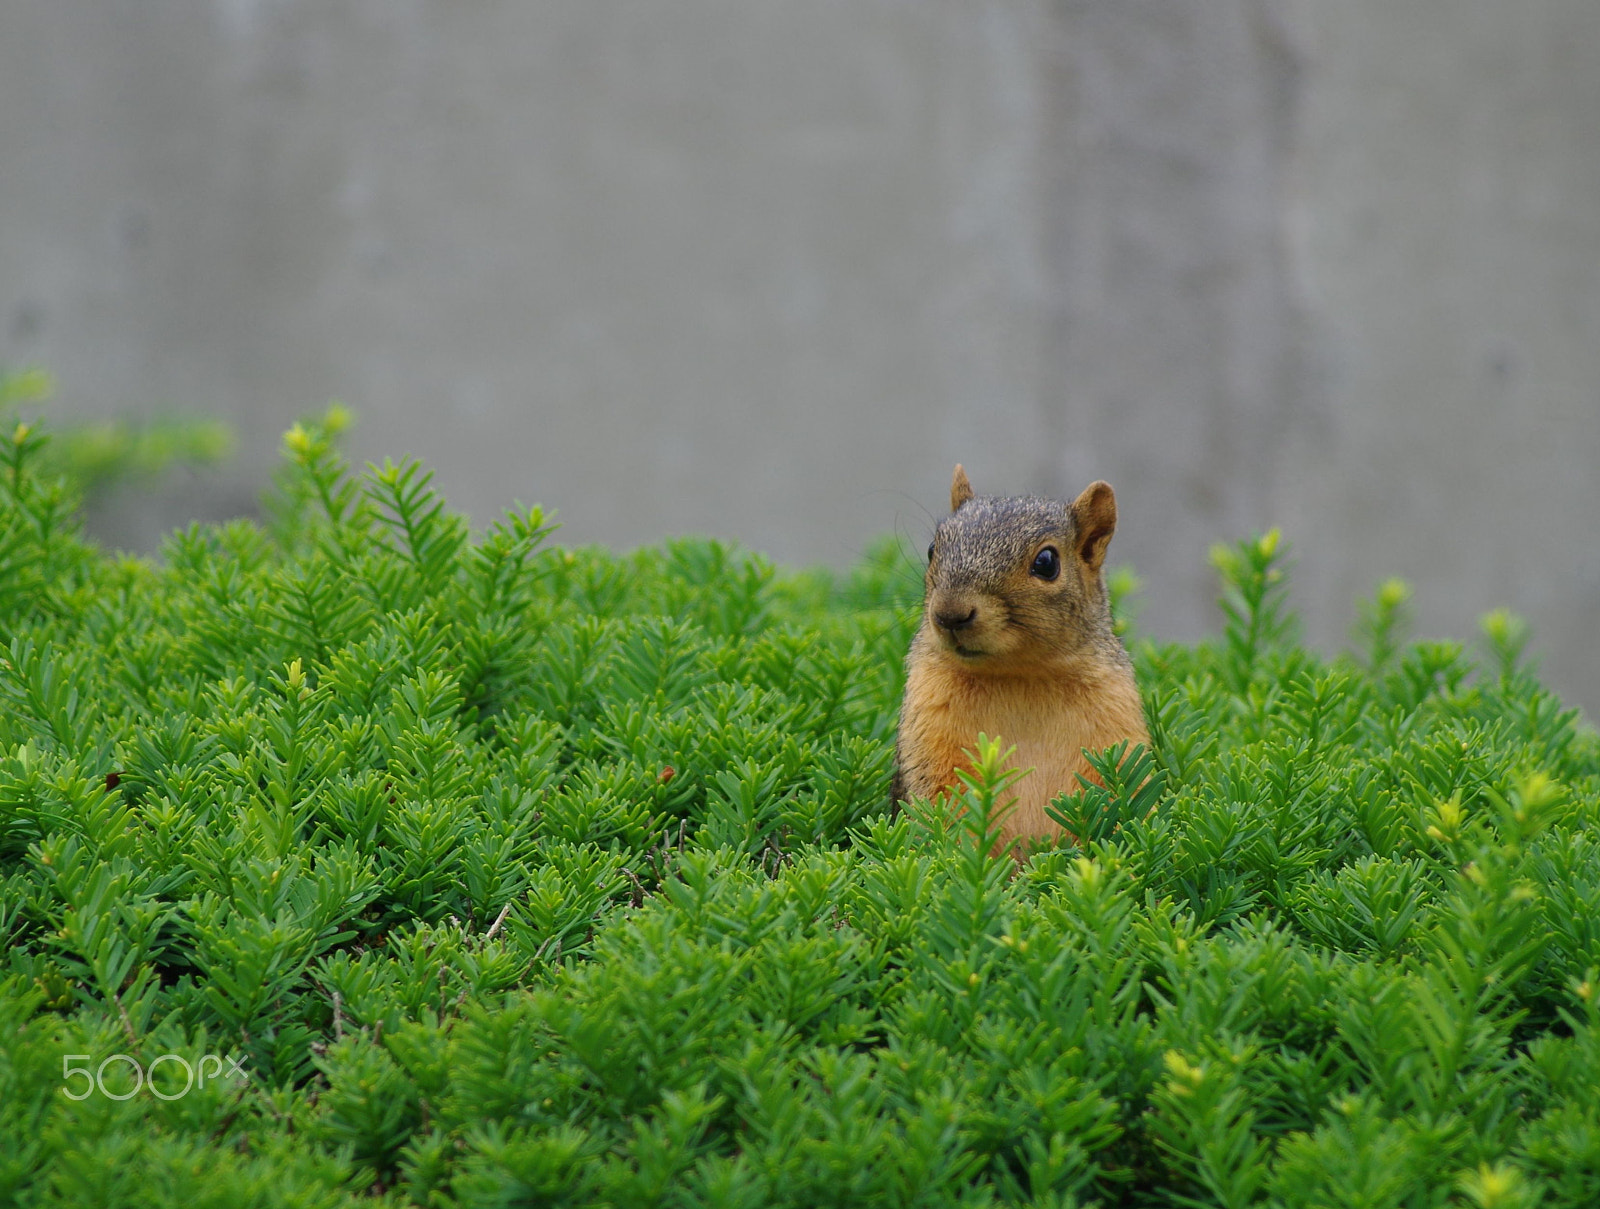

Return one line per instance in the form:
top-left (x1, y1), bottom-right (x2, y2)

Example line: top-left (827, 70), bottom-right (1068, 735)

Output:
top-left (2, 1), bottom-right (1597, 716)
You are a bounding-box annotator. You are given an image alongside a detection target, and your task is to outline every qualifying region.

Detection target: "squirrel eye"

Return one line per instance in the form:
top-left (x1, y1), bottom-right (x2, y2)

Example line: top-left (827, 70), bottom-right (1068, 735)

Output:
top-left (1030, 546), bottom-right (1061, 581)
top-left (927, 541), bottom-right (935, 562)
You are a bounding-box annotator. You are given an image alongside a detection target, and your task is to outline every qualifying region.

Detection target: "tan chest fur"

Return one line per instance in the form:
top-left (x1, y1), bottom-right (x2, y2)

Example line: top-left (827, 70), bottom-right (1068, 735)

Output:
top-left (899, 655), bottom-right (1149, 848)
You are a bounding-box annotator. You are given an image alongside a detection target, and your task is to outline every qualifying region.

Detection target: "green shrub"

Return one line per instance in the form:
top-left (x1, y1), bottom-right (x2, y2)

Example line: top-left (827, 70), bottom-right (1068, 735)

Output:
top-left (1, 405), bottom-right (1597, 1207)
top-left (0, 366), bottom-right (233, 502)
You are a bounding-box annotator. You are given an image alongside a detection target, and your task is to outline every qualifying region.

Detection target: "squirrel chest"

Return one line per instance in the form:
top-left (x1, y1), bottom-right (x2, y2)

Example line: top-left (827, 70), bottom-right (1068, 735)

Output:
top-left (898, 649), bottom-right (1147, 844)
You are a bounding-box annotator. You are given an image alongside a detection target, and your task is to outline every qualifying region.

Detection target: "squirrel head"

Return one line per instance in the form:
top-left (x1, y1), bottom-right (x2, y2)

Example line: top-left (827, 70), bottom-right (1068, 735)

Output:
top-left (919, 464), bottom-right (1122, 674)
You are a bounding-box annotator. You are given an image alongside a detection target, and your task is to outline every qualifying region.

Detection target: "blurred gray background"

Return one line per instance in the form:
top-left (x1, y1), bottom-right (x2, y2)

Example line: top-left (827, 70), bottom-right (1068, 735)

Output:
top-left (2, 1), bottom-right (1597, 715)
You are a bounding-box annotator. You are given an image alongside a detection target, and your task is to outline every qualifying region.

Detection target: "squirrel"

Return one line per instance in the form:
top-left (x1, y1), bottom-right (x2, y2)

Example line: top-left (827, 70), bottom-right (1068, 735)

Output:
top-left (892, 464), bottom-right (1149, 852)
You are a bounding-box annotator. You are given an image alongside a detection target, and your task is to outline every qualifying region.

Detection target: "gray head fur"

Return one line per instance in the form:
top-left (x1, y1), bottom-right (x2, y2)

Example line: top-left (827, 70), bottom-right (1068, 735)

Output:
top-left (930, 495), bottom-right (1075, 593)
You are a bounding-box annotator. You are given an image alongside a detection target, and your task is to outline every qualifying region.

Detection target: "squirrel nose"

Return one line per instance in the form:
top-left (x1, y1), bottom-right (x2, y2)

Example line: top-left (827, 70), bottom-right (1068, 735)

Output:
top-left (933, 606), bottom-right (978, 634)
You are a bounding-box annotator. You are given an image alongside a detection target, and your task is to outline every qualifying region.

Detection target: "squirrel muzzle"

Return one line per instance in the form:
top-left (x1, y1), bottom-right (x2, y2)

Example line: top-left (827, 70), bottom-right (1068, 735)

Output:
top-left (926, 589), bottom-right (1006, 658)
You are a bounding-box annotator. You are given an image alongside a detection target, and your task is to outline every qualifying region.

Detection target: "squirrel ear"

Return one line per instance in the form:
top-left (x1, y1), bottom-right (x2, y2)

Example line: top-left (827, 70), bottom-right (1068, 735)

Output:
top-left (1071, 480), bottom-right (1117, 572)
top-left (950, 464), bottom-right (974, 512)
